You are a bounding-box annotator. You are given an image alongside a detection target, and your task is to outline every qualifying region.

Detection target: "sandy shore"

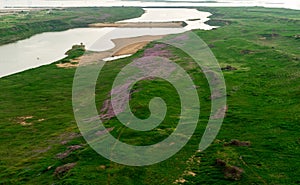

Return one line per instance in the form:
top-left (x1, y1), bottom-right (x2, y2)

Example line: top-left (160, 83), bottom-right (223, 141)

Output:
top-left (89, 22), bottom-right (185, 28)
top-left (56, 35), bottom-right (165, 68)
top-left (111, 35), bottom-right (165, 56)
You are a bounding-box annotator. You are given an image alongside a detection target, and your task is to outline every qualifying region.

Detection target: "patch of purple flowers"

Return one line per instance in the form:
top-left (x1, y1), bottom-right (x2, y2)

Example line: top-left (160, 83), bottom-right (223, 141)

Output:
top-left (143, 44), bottom-right (172, 58)
top-left (100, 44), bottom-right (175, 120)
top-left (171, 34), bottom-right (189, 42)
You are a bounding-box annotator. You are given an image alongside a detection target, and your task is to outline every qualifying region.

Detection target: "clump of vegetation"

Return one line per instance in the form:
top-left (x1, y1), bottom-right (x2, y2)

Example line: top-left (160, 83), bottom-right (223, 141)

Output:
top-left (65, 44), bottom-right (85, 58)
top-left (59, 43), bottom-right (85, 64)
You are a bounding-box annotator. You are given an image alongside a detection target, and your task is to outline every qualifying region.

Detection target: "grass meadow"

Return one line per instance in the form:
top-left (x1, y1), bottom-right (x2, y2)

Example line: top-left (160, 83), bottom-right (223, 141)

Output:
top-left (0, 7), bottom-right (299, 184)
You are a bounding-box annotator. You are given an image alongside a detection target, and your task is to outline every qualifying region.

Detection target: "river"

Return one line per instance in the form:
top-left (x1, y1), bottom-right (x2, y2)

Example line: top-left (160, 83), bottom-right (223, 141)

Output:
top-left (0, 8), bottom-right (216, 78)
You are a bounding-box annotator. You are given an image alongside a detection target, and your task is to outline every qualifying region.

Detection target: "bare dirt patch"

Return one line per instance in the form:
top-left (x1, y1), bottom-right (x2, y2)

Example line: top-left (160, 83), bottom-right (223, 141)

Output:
top-left (56, 145), bottom-right (83, 159)
top-left (16, 116), bottom-right (33, 126)
top-left (224, 139), bottom-right (251, 147)
top-left (215, 158), bottom-right (244, 181)
top-left (54, 162), bottom-right (77, 178)
top-left (174, 178), bottom-right (186, 184)
top-left (56, 61), bottom-right (79, 68)
top-left (224, 165), bottom-right (244, 180)
top-left (174, 153), bottom-right (201, 184)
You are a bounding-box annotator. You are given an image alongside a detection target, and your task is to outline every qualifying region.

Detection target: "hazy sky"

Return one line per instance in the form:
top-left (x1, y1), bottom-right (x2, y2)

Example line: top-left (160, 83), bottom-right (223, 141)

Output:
top-left (1, 0), bottom-right (299, 10)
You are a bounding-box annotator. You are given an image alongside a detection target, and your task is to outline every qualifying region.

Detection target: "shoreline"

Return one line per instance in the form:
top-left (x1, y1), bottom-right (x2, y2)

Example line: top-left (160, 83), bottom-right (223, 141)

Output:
top-left (88, 22), bottom-right (186, 28)
top-left (56, 35), bottom-right (165, 68)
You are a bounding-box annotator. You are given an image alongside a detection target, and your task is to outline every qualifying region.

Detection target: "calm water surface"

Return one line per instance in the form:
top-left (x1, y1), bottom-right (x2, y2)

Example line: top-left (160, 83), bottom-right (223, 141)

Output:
top-left (0, 8), bottom-right (214, 77)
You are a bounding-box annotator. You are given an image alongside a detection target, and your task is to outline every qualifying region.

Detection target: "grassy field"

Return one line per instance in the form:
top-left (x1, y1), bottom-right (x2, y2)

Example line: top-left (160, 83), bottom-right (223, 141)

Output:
top-left (0, 7), bottom-right (144, 45)
top-left (0, 6), bottom-right (300, 185)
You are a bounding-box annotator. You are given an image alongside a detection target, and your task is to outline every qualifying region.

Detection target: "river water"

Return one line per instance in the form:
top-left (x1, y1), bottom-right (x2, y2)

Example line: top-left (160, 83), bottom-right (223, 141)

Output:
top-left (0, 8), bottom-right (215, 78)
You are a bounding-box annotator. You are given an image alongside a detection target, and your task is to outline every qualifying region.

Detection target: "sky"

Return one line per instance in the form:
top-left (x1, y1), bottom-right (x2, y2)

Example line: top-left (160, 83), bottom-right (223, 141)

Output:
top-left (0, 0), bottom-right (299, 10)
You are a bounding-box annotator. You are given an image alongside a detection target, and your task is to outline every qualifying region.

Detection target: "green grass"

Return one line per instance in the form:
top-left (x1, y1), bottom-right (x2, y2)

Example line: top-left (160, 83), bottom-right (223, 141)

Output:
top-left (0, 6), bottom-right (300, 185)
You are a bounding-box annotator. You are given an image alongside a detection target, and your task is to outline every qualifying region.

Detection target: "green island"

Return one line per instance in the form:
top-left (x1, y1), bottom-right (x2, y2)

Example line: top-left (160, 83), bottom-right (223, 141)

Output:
top-left (0, 7), bottom-right (299, 184)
